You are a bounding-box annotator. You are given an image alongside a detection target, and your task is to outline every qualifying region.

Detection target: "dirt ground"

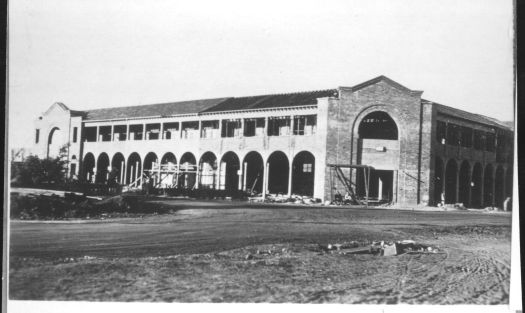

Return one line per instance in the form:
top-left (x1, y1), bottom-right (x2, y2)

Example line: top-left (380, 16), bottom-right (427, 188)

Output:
top-left (9, 200), bottom-right (513, 304)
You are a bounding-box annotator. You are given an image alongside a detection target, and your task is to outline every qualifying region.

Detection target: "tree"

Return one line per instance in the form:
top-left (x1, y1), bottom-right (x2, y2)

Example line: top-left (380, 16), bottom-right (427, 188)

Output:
top-left (10, 144), bottom-right (70, 186)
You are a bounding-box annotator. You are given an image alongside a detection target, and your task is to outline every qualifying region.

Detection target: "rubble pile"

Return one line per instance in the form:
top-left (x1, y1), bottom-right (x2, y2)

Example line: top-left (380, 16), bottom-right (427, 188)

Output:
top-left (248, 193), bottom-right (322, 205)
top-left (318, 240), bottom-right (443, 256)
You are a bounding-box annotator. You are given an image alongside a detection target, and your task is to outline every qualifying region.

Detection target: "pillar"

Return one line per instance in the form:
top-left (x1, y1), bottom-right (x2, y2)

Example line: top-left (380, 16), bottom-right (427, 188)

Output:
top-left (290, 115), bottom-right (295, 136)
top-left (287, 161), bottom-right (293, 197)
top-left (243, 162), bottom-right (247, 191)
top-left (378, 177), bottom-right (383, 201)
top-left (120, 161), bottom-right (125, 184)
top-left (238, 166), bottom-right (243, 190)
top-left (96, 126), bottom-right (100, 142)
top-left (111, 125), bottom-right (115, 141)
top-left (263, 162), bottom-right (269, 197)
top-left (135, 161), bottom-right (140, 186)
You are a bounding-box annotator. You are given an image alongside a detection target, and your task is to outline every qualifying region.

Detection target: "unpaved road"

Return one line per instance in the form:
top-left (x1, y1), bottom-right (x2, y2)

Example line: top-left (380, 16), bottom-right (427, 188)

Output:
top-left (9, 201), bottom-right (513, 304)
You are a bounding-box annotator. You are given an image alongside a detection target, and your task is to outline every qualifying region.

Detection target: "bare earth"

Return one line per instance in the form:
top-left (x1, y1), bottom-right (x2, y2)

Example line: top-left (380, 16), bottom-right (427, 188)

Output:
top-left (9, 200), bottom-right (512, 304)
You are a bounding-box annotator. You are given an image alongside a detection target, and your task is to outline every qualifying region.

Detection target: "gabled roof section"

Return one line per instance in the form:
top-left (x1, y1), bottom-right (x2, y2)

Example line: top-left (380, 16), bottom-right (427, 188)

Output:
top-left (423, 99), bottom-right (512, 131)
top-left (201, 89), bottom-right (338, 113)
top-left (83, 98), bottom-right (229, 120)
top-left (343, 75), bottom-right (423, 96)
top-left (43, 102), bottom-right (71, 116)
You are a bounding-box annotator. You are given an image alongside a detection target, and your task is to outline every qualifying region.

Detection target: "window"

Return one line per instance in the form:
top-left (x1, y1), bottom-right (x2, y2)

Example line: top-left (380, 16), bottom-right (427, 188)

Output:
top-left (473, 129), bottom-right (485, 150)
top-left (35, 129), bottom-right (40, 143)
top-left (181, 121), bottom-right (199, 139)
top-left (113, 125), bottom-right (127, 141)
top-left (73, 127), bottom-right (78, 143)
top-left (303, 163), bottom-right (313, 173)
top-left (436, 121), bottom-right (446, 144)
top-left (293, 115), bottom-right (317, 135)
top-left (201, 120), bottom-right (220, 139)
top-left (129, 124), bottom-right (144, 140)
top-left (459, 126), bottom-right (472, 148)
top-left (162, 122), bottom-right (179, 139)
top-left (83, 127), bottom-right (97, 142)
top-left (99, 126), bottom-right (112, 142)
top-left (485, 132), bottom-right (495, 152)
top-left (145, 123), bottom-right (161, 140)
top-left (221, 119), bottom-right (242, 138)
top-left (267, 116), bottom-right (291, 136)
top-left (244, 118), bottom-right (265, 137)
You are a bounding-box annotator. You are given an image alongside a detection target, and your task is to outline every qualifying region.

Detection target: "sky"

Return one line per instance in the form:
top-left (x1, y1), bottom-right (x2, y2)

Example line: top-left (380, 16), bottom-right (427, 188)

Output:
top-left (8, 0), bottom-right (515, 149)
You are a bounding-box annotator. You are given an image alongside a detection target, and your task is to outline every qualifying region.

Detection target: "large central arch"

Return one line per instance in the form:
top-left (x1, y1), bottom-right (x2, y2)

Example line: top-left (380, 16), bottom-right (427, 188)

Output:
top-left (47, 127), bottom-right (64, 158)
top-left (358, 111), bottom-right (398, 140)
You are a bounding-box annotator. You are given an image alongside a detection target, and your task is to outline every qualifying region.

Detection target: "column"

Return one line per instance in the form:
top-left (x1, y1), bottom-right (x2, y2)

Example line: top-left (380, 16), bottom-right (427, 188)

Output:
top-left (243, 162), bottom-right (247, 191)
top-left (264, 117), bottom-right (269, 136)
top-left (96, 126), bottom-right (100, 142)
top-left (238, 165), bottom-right (243, 190)
top-left (263, 162), bottom-right (269, 198)
top-left (378, 178), bottom-right (383, 201)
top-left (196, 163), bottom-right (201, 189)
top-left (287, 161), bottom-right (293, 197)
top-left (111, 125), bottom-right (115, 141)
top-left (135, 161), bottom-right (140, 186)
top-left (120, 161), bottom-right (125, 184)
top-left (143, 124), bottom-right (146, 140)
top-left (218, 120), bottom-right (223, 138)
top-left (160, 123), bottom-right (164, 140)
top-left (290, 115), bottom-right (295, 136)
top-left (216, 161), bottom-right (221, 190)
top-left (126, 124), bottom-right (130, 141)
top-left (179, 122), bottom-right (183, 139)
top-left (240, 119), bottom-right (245, 137)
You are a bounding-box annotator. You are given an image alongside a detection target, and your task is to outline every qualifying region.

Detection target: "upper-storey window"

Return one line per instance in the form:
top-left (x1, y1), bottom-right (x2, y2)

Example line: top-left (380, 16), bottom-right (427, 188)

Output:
top-left (446, 123), bottom-right (460, 146)
top-left (163, 122), bottom-right (179, 139)
top-left (129, 124), bottom-right (143, 140)
top-left (83, 126), bottom-right (97, 142)
top-left (222, 119), bottom-right (242, 138)
top-left (459, 126), bottom-right (472, 148)
top-left (293, 115), bottom-right (317, 136)
top-left (73, 127), bottom-right (78, 143)
top-left (35, 129), bottom-right (40, 143)
top-left (244, 118), bottom-right (265, 137)
top-left (99, 126), bottom-right (112, 142)
top-left (436, 121), bottom-right (446, 144)
top-left (181, 121), bottom-right (199, 139)
top-left (473, 129), bottom-right (485, 150)
top-left (485, 132), bottom-right (495, 152)
top-left (268, 116), bottom-right (291, 136)
top-left (145, 123), bottom-right (161, 140)
top-left (201, 120), bottom-right (220, 139)
top-left (113, 125), bottom-right (127, 141)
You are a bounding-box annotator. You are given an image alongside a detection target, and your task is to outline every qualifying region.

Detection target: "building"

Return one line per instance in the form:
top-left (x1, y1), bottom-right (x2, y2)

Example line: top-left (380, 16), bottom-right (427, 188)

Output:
top-left (30, 76), bottom-right (514, 208)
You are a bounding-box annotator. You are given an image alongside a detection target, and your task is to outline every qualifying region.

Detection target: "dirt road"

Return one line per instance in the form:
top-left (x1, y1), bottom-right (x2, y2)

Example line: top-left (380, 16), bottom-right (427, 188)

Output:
top-left (9, 202), bottom-right (513, 303)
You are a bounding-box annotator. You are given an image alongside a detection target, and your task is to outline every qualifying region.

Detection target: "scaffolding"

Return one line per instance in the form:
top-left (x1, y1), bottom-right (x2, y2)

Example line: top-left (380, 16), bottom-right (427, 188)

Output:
top-left (327, 163), bottom-right (374, 207)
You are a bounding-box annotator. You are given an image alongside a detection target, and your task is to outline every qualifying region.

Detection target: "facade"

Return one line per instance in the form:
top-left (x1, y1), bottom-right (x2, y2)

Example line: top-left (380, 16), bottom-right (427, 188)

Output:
top-left (31, 76), bottom-right (514, 207)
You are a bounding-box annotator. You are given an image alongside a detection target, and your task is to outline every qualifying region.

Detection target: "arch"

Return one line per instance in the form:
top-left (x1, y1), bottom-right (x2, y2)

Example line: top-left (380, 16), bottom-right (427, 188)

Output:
top-left (483, 164), bottom-right (494, 207)
top-left (82, 152), bottom-right (95, 182)
top-left (143, 152), bottom-right (158, 172)
top-left (126, 152), bottom-right (142, 184)
top-left (358, 111), bottom-right (398, 140)
top-left (161, 152), bottom-right (177, 166)
top-left (444, 159), bottom-right (458, 204)
top-left (291, 151), bottom-right (315, 196)
top-left (458, 161), bottom-right (470, 206)
top-left (267, 151), bottom-right (289, 194)
top-left (96, 153), bottom-right (110, 184)
top-left (199, 152), bottom-right (217, 189)
top-left (433, 157), bottom-right (444, 205)
top-left (111, 153), bottom-right (126, 184)
top-left (471, 163), bottom-right (483, 208)
top-left (47, 127), bottom-right (64, 158)
top-left (179, 152), bottom-right (197, 189)
top-left (494, 166), bottom-right (505, 209)
top-left (220, 151), bottom-right (241, 191)
top-left (242, 151), bottom-right (264, 194)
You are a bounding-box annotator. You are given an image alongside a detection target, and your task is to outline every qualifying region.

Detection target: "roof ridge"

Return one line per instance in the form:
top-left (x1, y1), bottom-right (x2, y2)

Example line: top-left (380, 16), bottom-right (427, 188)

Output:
top-left (231, 88), bottom-right (338, 99)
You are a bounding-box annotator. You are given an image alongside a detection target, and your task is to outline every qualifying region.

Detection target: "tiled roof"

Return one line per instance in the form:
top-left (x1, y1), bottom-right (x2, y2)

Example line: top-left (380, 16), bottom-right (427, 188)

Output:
top-left (81, 90), bottom-right (338, 120)
top-left (83, 98), bottom-right (229, 120)
top-left (201, 89), bottom-right (338, 113)
top-left (424, 100), bottom-right (512, 131)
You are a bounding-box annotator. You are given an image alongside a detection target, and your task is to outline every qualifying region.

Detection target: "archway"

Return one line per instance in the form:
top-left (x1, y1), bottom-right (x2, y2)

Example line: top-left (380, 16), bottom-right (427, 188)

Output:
top-left (47, 127), bottom-right (64, 158)
top-left (433, 157), bottom-right (444, 205)
top-left (111, 153), bottom-right (125, 184)
top-left (220, 152), bottom-right (240, 191)
top-left (126, 153), bottom-right (142, 184)
top-left (494, 166), bottom-right (505, 209)
top-left (444, 159), bottom-right (458, 204)
top-left (143, 152), bottom-right (158, 174)
top-left (179, 152), bottom-right (196, 189)
top-left (267, 151), bottom-right (289, 194)
top-left (471, 163), bottom-right (483, 208)
top-left (242, 151), bottom-right (264, 194)
top-left (159, 152), bottom-right (177, 188)
top-left (82, 153), bottom-right (95, 182)
top-left (199, 152), bottom-right (217, 189)
top-left (458, 161), bottom-right (470, 206)
top-left (96, 153), bottom-right (110, 184)
top-left (358, 111), bottom-right (398, 140)
top-left (292, 151), bottom-right (315, 196)
top-left (483, 164), bottom-right (494, 207)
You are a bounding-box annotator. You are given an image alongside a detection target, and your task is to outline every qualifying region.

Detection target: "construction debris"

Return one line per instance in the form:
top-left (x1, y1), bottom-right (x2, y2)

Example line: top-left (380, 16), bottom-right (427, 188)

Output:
top-left (320, 240), bottom-right (442, 256)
